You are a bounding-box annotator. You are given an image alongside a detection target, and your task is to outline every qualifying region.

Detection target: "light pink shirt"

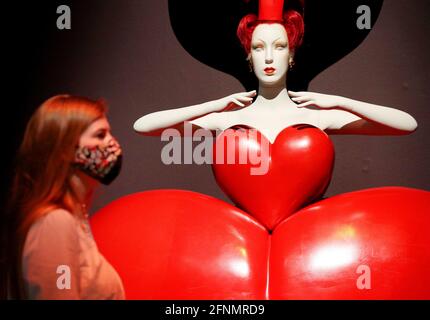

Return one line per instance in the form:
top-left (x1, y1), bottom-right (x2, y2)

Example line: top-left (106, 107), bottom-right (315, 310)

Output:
top-left (22, 209), bottom-right (125, 300)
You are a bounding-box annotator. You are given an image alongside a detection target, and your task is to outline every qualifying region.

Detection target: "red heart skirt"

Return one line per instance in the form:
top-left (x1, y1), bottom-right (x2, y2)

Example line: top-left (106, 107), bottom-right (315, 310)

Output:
top-left (91, 187), bottom-right (430, 299)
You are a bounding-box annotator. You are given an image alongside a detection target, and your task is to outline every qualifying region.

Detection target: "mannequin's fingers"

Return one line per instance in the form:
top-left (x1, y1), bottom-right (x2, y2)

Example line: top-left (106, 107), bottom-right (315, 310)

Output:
top-left (243, 100), bottom-right (253, 106)
top-left (297, 101), bottom-right (315, 108)
top-left (292, 96), bottom-right (310, 103)
top-left (288, 90), bottom-right (307, 96)
top-left (238, 96), bottom-right (254, 102)
top-left (232, 98), bottom-right (245, 107)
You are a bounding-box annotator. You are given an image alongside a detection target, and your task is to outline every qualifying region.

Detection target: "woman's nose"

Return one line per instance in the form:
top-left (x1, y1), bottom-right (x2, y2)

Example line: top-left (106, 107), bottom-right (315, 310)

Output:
top-left (105, 133), bottom-right (115, 145)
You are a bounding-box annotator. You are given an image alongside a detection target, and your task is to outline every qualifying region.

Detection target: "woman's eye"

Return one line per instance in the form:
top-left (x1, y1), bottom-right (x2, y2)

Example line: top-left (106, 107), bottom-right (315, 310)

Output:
top-left (276, 44), bottom-right (286, 50)
top-left (96, 132), bottom-right (106, 139)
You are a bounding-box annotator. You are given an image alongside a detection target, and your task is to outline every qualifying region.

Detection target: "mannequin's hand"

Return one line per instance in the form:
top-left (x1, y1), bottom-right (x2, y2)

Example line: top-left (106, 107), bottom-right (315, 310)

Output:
top-left (216, 90), bottom-right (257, 112)
top-left (288, 91), bottom-right (346, 110)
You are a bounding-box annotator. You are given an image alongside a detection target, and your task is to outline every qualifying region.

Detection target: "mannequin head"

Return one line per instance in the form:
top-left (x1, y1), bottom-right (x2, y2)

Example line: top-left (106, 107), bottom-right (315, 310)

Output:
top-left (237, 10), bottom-right (304, 85)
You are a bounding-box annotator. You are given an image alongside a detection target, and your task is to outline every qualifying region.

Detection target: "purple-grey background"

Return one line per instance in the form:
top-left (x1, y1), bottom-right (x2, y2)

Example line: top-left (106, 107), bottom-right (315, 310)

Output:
top-left (14, 0), bottom-right (430, 214)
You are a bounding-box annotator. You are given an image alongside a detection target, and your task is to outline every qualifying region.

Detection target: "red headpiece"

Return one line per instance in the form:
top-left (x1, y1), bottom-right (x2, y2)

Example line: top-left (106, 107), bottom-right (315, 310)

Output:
top-left (258, 0), bottom-right (284, 21)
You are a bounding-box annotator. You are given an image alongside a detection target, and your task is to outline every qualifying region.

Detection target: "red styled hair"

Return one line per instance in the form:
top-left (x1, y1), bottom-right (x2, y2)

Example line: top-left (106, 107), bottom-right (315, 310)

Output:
top-left (237, 10), bottom-right (304, 57)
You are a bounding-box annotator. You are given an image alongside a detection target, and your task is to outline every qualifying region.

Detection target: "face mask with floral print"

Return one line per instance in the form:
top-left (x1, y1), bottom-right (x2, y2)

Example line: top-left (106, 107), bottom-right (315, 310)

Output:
top-left (74, 139), bottom-right (123, 185)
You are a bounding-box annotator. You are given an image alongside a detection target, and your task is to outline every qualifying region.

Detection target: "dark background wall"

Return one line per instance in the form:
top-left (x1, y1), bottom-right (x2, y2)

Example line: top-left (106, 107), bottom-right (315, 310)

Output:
top-left (3, 0), bottom-right (430, 215)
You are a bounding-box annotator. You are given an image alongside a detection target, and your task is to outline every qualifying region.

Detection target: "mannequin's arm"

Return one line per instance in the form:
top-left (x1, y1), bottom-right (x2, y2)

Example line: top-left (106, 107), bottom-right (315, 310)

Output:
top-left (321, 98), bottom-right (418, 135)
top-left (289, 91), bottom-right (418, 135)
top-left (133, 91), bottom-right (256, 136)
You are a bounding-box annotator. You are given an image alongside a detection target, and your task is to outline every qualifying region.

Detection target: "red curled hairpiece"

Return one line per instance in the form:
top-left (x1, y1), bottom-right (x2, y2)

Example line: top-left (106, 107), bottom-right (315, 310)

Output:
top-left (237, 0), bottom-right (304, 56)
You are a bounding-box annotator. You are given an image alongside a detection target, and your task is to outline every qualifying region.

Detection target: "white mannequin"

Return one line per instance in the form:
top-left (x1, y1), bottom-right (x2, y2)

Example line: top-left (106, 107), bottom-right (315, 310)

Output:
top-left (134, 23), bottom-right (417, 143)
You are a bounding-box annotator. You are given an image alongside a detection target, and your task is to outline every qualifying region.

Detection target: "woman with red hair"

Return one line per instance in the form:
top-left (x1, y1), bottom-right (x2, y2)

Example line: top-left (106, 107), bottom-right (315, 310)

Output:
top-left (134, 0), bottom-right (417, 142)
top-left (6, 95), bottom-right (124, 299)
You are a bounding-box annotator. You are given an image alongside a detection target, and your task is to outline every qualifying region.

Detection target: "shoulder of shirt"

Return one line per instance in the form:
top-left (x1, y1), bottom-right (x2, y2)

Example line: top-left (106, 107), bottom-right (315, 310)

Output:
top-left (24, 208), bottom-right (81, 256)
top-left (26, 208), bottom-right (79, 241)
top-left (35, 208), bottom-right (77, 227)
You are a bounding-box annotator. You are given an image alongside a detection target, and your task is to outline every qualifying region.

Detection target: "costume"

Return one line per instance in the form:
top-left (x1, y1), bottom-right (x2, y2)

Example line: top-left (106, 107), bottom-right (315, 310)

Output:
top-left (91, 125), bottom-right (430, 299)
top-left (91, 0), bottom-right (430, 299)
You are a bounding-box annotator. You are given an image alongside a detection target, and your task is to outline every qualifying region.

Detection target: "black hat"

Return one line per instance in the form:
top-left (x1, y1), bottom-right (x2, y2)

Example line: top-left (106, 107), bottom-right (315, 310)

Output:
top-left (168, 0), bottom-right (384, 91)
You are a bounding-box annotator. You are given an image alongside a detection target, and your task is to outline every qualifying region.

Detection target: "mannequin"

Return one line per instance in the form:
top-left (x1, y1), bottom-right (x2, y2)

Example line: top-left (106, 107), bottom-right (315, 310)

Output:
top-left (91, 0), bottom-right (430, 300)
top-left (133, 4), bottom-right (417, 144)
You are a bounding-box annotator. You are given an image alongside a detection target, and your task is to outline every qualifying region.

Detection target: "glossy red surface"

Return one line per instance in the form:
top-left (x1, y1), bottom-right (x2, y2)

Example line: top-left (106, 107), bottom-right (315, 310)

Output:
top-left (91, 187), bottom-right (430, 300)
top-left (91, 190), bottom-right (269, 299)
top-left (270, 187), bottom-right (430, 299)
top-left (259, 0), bottom-right (285, 21)
top-left (212, 124), bottom-right (334, 231)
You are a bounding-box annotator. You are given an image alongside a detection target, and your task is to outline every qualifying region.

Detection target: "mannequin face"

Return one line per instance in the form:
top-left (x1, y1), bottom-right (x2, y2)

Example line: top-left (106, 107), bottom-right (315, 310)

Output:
top-left (250, 23), bottom-right (292, 86)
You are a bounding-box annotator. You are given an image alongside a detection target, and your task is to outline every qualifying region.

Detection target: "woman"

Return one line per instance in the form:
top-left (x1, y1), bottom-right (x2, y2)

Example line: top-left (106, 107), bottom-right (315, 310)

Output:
top-left (133, 3), bottom-right (417, 143)
top-left (7, 95), bottom-right (125, 299)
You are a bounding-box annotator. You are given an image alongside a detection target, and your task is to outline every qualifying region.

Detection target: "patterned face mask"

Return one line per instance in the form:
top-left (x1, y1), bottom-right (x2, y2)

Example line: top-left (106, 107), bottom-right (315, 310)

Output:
top-left (74, 139), bottom-right (123, 185)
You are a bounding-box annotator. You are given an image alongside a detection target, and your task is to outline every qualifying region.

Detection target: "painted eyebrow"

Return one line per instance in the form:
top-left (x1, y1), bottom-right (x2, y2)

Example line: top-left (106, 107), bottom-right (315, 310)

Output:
top-left (253, 37), bottom-right (282, 45)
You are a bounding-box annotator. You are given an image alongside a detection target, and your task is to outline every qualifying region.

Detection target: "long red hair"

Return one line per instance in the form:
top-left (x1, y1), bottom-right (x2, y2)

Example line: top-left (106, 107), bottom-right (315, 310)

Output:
top-left (5, 94), bottom-right (107, 298)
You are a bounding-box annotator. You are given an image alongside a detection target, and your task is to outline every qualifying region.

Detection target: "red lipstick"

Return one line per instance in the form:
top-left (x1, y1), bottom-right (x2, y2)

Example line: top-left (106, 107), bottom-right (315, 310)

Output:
top-left (264, 67), bottom-right (276, 75)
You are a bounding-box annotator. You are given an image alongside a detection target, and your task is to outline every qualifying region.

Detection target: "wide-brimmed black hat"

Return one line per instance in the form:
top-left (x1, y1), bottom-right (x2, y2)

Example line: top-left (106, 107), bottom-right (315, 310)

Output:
top-left (168, 0), bottom-right (384, 91)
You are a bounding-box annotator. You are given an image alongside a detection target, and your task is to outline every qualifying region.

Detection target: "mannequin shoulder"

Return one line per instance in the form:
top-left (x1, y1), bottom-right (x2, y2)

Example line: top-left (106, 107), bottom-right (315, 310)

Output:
top-left (189, 108), bottom-right (328, 132)
top-left (317, 108), bottom-right (362, 131)
top-left (188, 111), bottom-right (240, 131)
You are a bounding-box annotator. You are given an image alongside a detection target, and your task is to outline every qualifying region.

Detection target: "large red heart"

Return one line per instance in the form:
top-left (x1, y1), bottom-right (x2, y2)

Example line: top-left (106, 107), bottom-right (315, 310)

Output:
top-left (211, 124), bottom-right (335, 231)
top-left (91, 188), bottom-right (430, 299)
top-left (92, 190), bottom-right (269, 299)
top-left (270, 186), bottom-right (430, 299)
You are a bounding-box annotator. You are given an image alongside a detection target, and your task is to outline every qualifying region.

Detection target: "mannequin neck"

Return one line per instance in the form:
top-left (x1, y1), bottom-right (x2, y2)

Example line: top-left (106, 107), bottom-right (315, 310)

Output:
top-left (252, 79), bottom-right (297, 109)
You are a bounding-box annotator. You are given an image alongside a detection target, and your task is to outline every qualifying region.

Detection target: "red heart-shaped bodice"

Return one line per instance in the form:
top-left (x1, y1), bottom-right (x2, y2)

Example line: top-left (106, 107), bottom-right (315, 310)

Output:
top-left (211, 124), bottom-right (335, 231)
